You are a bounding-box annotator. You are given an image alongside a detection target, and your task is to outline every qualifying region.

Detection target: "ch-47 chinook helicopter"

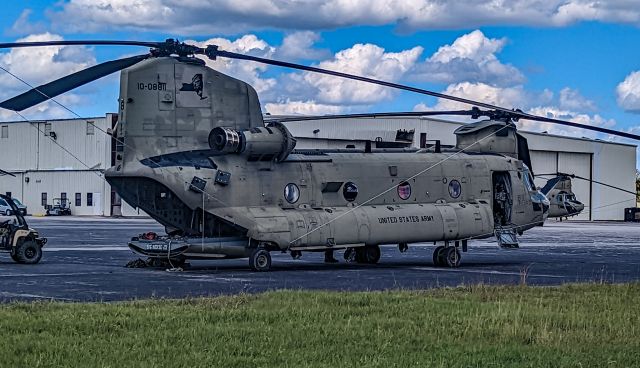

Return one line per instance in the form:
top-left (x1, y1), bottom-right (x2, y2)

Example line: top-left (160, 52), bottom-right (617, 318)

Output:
top-left (1, 39), bottom-right (640, 271)
top-left (536, 172), bottom-right (636, 220)
top-left (538, 174), bottom-right (585, 219)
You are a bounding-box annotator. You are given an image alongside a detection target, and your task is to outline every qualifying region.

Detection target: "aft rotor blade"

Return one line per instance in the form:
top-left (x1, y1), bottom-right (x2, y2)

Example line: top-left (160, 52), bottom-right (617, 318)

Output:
top-left (266, 110), bottom-right (475, 123)
top-left (210, 48), bottom-right (506, 112)
top-left (0, 40), bottom-right (160, 50)
top-left (209, 48), bottom-right (640, 141)
top-left (0, 54), bottom-right (149, 111)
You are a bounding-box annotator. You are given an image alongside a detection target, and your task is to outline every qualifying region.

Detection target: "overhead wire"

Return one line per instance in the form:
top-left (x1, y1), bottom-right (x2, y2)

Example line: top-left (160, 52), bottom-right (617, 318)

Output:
top-left (288, 123), bottom-right (513, 245)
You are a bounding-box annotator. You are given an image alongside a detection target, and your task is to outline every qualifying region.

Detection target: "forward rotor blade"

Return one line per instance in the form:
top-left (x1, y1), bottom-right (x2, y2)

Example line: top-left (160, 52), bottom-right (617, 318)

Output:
top-left (0, 54), bottom-right (149, 111)
top-left (210, 48), bottom-right (506, 112)
top-left (0, 40), bottom-right (160, 50)
top-left (209, 48), bottom-right (640, 141)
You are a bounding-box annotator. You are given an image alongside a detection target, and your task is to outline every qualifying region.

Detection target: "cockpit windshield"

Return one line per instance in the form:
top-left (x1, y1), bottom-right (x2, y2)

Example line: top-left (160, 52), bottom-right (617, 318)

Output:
top-left (522, 167), bottom-right (536, 191)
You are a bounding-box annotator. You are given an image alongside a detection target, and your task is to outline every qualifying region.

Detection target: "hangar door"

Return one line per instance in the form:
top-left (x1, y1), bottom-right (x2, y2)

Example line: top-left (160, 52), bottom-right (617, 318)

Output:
top-left (530, 150), bottom-right (592, 220)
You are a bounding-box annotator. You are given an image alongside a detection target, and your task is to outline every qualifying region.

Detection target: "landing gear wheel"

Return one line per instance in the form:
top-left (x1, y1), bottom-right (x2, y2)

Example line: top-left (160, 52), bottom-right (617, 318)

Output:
top-left (249, 249), bottom-right (271, 272)
top-left (443, 247), bottom-right (461, 268)
top-left (344, 247), bottom-right (357, 263)
top-left (433, 246), bottom-right (445, 266)
top-left (13, 239), bottom-right (42, 264)
top-left (363, 245), bottom-right (381, 264)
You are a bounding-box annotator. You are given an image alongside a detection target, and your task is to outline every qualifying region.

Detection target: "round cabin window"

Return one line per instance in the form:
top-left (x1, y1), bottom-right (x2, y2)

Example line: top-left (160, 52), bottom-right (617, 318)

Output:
top-left (284, 183), bottom-right (300, 204)
top-left (343, 182), bottom-right (358, 202)
top-left (448, 179), bottom-right (462, 199)
top-left (397, 181), bottom-right (411, 200)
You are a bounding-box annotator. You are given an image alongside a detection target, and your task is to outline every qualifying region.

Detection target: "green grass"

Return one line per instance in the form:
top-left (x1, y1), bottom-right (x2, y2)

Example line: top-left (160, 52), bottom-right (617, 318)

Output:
top-left (1, 284), bottom-right (639, 368)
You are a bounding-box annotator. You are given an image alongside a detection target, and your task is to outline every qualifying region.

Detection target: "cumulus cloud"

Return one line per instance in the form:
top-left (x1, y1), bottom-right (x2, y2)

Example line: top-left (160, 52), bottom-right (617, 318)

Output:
top-left (412, 30), bottom-right (524, 86)
top-left (518, 106), bottom-right (616, 138)
top-left (47, 0), bottom-right (640, 35)
top-left (274, 31), bottom-right (330, 60)
top-left (0, 33), bottom-right (97, 121)
top-left (559, 87), bottom-right (596, 111)
top-left (188, 35), bottom-right (277, 94)
top-left (264, 99), bottom-right (345, 115)
top-left (7, 9), bottom-right (48, 36)
top-left (414, 82), bottom-right (542, 111)
top-left (412, 81), bottom-right (614, 139)
top-left (302, 43), bottom-right (423, 104)
top-left (616, 71), bottom-right (640, 113)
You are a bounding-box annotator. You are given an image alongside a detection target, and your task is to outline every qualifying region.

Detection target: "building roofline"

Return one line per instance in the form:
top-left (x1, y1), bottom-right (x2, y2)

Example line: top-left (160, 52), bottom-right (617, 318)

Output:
top-left (276, 114), bottom-right (637, 148)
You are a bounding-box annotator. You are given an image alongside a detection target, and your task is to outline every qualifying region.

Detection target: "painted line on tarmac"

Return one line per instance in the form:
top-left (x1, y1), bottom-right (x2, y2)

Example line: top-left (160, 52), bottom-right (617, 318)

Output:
top-left (0, 271), bottom-right (126, 278)
top-left (408, 266), bottom-right (567, 278)
top-left (44, 247), bottom-right (130, 251)
top-left (0, 291), bottom-right (76, 301)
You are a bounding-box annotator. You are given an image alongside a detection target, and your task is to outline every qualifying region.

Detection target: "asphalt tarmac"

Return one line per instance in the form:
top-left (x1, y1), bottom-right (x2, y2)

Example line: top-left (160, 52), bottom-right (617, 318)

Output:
top-left (1, 217), bottom-right (640, 302)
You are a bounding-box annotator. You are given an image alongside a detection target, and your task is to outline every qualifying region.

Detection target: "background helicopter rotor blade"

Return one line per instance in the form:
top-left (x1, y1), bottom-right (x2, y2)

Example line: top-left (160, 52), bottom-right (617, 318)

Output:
top-left (536, 173), bottom-right (636, 196)
top-left (0, 54), bottom-right (149, 111)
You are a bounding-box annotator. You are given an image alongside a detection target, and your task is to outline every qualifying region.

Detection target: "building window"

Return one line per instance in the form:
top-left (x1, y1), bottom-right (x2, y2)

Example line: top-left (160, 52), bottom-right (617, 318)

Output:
top-left (1, 125), bottom-right (7, 139)
top-left (5, 192), bottom-right (10, 198)
top-left (41, 193), bottom-right (47, 206)
top-left (61, 192), bottom-right (67, 204)
top-left (87, 193), bottom-right (93, 207)
top-left (44, 123), bottom-right (52, 136)
top-left (75, 193), bottom-right (81, 207)
top-left (86, 121), bottom-right (95, 135)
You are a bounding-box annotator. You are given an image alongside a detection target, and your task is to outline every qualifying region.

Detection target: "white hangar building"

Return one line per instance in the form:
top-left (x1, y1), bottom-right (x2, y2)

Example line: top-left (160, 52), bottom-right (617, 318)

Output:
top-left (0, 113), bottom-right (636, 220)
top-left (0, 114), bottom-right (141, 216)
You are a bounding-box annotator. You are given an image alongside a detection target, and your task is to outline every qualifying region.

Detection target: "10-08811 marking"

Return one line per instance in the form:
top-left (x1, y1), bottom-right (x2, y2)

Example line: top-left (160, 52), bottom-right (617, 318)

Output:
top-left (137, 82), bottom-right (167, 91)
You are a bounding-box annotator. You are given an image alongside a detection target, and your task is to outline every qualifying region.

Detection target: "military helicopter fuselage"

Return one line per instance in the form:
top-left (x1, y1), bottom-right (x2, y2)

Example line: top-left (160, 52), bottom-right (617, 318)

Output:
top-left (540, 175), bottom-right (585, 219)
top-left (103, 57), bottom-right (549, 270)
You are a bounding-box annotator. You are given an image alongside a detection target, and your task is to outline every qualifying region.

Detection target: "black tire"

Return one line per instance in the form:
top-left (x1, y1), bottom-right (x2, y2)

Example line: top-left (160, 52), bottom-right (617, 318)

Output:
top-left (363, 245), bottom-right (381, 264)
top-left (433, 246), bottom-right (445, 266)
top-left (343, 247), bottom-right (357, 262)
top-left (355, 247), bottom-right (366, 263)
top-left (443, 247), bottom-right (461, 268)
top-left (249, 249), bottom-right (271, 271)
top-left (13, 239), bottom-right (42, 264)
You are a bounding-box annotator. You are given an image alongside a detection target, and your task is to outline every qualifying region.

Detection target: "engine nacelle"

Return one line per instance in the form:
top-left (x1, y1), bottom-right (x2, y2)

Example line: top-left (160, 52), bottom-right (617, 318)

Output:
top-left (209, 122), bottom-right (296, 162)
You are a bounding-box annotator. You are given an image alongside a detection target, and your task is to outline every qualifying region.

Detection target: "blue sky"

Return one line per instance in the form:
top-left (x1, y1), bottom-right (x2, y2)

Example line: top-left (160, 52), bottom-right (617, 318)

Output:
top-left (2, 1), bottom-right (640, 144)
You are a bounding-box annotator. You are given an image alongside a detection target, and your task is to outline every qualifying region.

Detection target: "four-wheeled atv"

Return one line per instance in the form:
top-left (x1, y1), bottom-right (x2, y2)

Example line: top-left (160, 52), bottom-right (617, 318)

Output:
top-left (0, 194), bottom-right (46, 264)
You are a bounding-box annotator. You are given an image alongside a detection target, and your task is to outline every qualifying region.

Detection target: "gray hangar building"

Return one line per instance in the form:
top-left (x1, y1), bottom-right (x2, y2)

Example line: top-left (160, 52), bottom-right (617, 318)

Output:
top-left (0, 113), bottom-right (636, 220)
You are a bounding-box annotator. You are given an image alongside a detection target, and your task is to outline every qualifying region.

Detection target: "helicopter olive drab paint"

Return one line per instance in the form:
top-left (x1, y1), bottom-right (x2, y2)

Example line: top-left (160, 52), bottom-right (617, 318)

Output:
top-left (7, 39), bottom-right (637, 271)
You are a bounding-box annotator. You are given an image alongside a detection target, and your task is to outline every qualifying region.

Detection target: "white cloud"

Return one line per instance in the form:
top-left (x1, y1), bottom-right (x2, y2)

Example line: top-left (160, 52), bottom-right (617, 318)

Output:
top-left (412, 30), bottom-right (524, 86)
top-left (188, 35), bottom-right (277, 94)
top-left (414, 82), bottom-right (533, 111)
top-left (264, 99), bottom-right (345, 115)
top-left (275, 31), bottom-right (330, 60)
top-left (48, 1), bottom-right (640, 35)
top-left (0, 33), bottom-right (96, 121)
top-left (302, 43), bottom-right (423, 104)
top-left (518, 106), bottom-right (615, 138)
top-left (559, 87), bottom-right (596, 111)
top-left (7, 9), bottom-right (47, 36)
top-left (617, 71), bottom-right (640, 113)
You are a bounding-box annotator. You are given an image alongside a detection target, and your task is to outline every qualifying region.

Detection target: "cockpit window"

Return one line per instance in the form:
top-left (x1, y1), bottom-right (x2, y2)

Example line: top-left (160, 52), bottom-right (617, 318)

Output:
top-left (522, 169), bottom-right (536, 192)
top-left (141, 150), bottom-right (218, 169)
